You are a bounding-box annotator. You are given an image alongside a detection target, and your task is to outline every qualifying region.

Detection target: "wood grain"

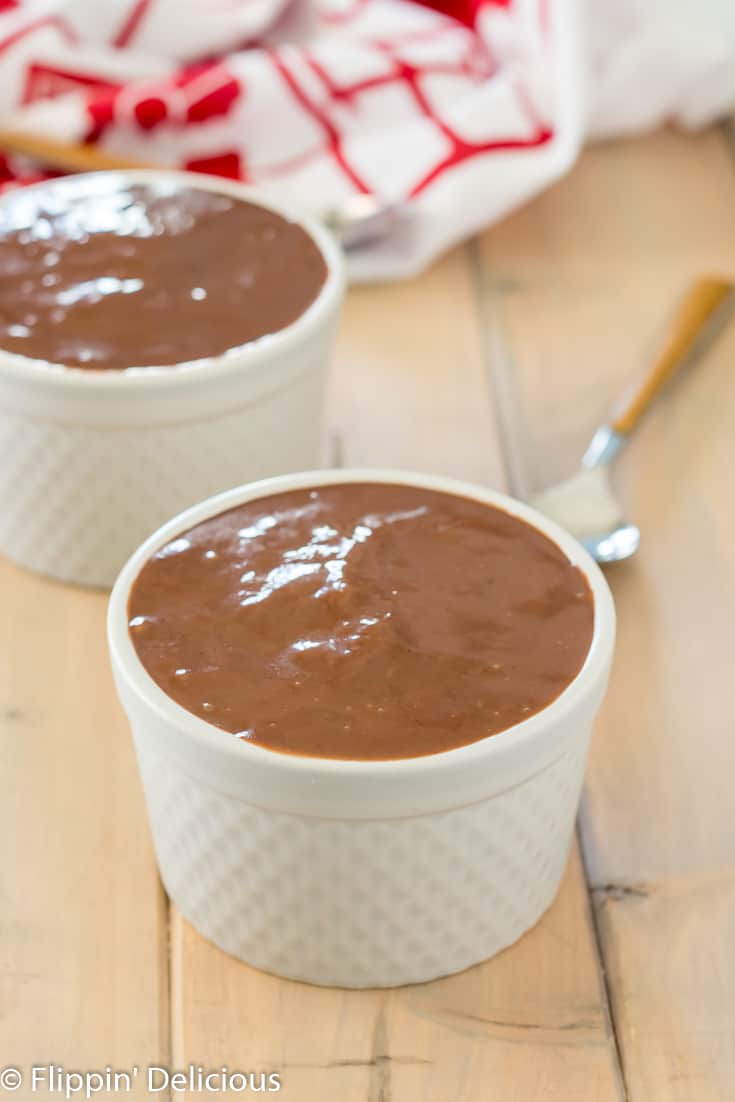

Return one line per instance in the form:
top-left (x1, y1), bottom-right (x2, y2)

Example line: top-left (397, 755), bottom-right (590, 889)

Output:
top-left (5, 124), bottom-right (731, 1101)
top-left (172, 851), bottom-right (621, 1102)
top-left (327, 245), bottom-right (504, 484)
top-left (170, 246), bottom-right (624, 1100)
top-left (0, 564), bottom-right (167, 1094)
top-left (474, 125), bottom-right (735, 1100)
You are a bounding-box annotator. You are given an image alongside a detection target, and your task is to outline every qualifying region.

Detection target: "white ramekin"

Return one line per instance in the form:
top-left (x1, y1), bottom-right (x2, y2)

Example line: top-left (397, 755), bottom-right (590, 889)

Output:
top-left (0, 171), bottom-right (343, 588)
top-left (108, 469), bottom-right (615, 989)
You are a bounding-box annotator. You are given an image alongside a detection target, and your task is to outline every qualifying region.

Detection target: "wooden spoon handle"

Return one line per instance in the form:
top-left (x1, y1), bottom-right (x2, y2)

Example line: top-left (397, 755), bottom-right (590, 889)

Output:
top-left (0, 128), bottom-right (152, 173)
top-left (611, 276), bottom-right (734, 437)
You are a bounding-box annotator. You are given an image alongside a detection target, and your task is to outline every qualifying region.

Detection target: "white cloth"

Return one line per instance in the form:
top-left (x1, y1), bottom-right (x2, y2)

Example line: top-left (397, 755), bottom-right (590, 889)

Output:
top-left (0, 0), bottom-right (732, 279)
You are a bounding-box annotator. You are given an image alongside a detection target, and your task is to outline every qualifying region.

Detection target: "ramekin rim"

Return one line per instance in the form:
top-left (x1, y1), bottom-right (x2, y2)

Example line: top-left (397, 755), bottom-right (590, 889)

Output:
top-left (107, 468), bottom-right (616, 781)
top-left (0, 169), bottom-right (344, 389)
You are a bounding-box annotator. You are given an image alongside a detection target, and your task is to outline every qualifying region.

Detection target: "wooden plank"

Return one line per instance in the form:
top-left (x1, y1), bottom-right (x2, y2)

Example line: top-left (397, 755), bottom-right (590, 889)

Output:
top-left (0, 566), bottom-right (168, 1093)
top-left (171, 246), bottom-right (623, 1100)
top-left (474, 126), bottom-right (735, 1100)
top-left (326, 246), bottom-right (505, 485)
top-left (172, 850), bottom-right (621, 1102)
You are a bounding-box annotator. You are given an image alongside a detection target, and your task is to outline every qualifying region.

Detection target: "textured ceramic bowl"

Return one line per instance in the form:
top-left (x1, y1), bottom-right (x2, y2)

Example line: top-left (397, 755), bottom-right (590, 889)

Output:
top-left (0, 171), bottom-right (343, 588)
top-left (108, 469), bottom-right (615, 989)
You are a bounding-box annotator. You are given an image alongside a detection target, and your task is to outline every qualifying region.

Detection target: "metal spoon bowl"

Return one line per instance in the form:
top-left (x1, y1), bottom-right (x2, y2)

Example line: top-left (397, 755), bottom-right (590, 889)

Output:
top-left (581, 524), bottom-right (640, 564)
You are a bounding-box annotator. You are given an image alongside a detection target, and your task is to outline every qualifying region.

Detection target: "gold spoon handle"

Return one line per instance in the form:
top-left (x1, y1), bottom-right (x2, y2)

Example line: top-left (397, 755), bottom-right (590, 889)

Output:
top-left (611, 276), bottom-right (734, 437)
top-left (0, 127), bottom-right (406, 250)
top-left (0, 127), bottom-right (151, 172)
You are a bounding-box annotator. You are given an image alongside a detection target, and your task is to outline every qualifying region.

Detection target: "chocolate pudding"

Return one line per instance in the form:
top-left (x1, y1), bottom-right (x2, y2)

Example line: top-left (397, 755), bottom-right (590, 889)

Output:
top-left (128, 483), bottom-right (595, 761)
top-left (0, 174), bottom-right (327, 370)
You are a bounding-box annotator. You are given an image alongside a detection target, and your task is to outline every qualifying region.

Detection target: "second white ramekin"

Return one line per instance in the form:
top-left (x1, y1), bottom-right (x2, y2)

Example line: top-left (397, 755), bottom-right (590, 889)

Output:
top-left (108, 469), bottom-right (616, 989)
top-left (0, 172), bottom-right (344, 588)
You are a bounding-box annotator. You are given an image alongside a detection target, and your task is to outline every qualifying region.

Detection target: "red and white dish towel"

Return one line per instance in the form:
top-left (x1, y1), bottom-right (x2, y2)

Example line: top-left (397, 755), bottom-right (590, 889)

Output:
top-left (0, 0), bottom-right (733, 279)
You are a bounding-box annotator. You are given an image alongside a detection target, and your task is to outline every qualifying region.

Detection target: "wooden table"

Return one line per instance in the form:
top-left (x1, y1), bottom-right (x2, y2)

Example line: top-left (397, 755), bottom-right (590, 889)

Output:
top-left (3, 126), bottom-right (735, 1101)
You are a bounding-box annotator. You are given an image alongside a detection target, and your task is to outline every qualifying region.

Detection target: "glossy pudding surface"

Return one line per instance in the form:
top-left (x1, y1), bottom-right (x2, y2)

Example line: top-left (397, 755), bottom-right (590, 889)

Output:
top-left (128, 483), bottom-right (595, 761)
top-left (0, 174), bottom-right (327, 370)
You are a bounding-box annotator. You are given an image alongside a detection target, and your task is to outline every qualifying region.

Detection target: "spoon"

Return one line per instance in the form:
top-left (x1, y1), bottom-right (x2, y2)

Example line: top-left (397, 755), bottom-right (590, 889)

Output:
top-left (0, 128), bottom-right (411, 250)
top-left (531, 276), bottom-right (735, 562)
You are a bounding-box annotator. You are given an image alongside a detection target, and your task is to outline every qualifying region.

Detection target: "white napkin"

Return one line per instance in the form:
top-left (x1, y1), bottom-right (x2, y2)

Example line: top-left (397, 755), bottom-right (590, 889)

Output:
top-left (0, 0), bottom-right (732, 279)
